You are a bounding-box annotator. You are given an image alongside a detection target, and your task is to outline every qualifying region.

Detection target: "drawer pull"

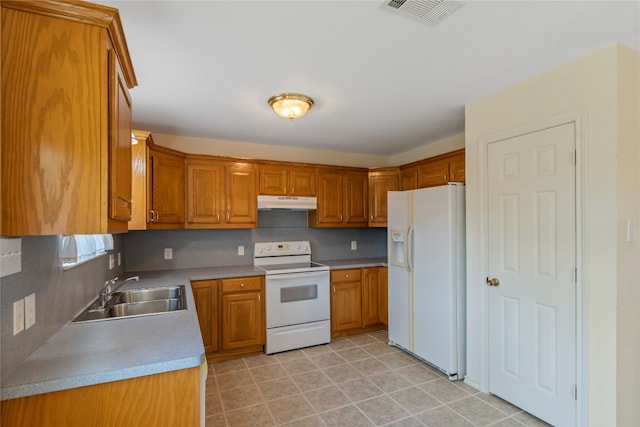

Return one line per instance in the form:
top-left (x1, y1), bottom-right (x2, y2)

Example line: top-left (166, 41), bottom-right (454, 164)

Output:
top-left (240, 283), bottom-right (245, 287)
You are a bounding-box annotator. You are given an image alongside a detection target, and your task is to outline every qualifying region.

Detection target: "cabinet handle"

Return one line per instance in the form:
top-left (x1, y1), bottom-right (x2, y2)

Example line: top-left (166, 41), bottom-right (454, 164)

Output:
top-left (332, 286), bottom-right (335, 294)
top-left (258, 294), bottom-right (261, 302)
top-left (345, 274), bottom-right (349, 279)
top-left (240, 283), bottom-right (245, 287)
top-left (149, 210), bottom-right (157, 223)
top-left (156, 212), bottom-right (160, 223)
top-left (216, 212), bottom-right (220, 222)
top-left (227, 210), bottom-right (230, 222)
top-left (339, 214), bottom-right (343, 222)
top-left (283, 186), bottom-right (287, 193)
top-left (370, 215), bottom-right (373, 220)
top-left (444, 174), bottom-right (447, 181)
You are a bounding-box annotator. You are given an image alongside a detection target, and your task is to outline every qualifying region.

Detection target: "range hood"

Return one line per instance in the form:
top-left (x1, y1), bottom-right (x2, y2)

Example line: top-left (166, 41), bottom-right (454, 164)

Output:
top-left (258, 195), bottom-right (317, 210)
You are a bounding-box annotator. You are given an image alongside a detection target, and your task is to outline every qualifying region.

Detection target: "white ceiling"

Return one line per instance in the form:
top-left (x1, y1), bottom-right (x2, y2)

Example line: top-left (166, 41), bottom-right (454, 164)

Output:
top-left (98, 1), bottom-right (639, 156)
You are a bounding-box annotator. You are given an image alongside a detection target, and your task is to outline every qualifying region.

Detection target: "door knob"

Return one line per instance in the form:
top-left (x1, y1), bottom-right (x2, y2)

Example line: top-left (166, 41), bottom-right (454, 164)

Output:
top-left (486, 277), bottom-right (500, 287)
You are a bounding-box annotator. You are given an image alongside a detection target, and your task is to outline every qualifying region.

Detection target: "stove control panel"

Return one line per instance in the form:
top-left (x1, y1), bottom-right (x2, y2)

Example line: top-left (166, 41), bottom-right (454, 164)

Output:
top-left (254, 241), bottom-right (311, 257)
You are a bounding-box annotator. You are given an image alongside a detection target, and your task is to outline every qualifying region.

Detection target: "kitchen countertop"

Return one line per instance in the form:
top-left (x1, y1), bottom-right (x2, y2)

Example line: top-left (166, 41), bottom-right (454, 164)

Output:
top-left (0, 265), bottom-right (264, 401)
top-left (317, 257), bottom-right (388, 269)
top-left (1, 260), bottom-right (386, 400)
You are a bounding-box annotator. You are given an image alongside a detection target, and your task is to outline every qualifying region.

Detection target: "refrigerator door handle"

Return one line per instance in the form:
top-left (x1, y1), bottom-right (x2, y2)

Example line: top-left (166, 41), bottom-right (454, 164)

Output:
top-left (407, 226), bottom-right (414, 273)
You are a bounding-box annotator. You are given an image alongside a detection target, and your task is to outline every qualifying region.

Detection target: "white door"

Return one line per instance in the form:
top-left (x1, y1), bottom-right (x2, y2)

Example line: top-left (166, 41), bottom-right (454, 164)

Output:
top-left (487, 123), bottom-right (576, 426)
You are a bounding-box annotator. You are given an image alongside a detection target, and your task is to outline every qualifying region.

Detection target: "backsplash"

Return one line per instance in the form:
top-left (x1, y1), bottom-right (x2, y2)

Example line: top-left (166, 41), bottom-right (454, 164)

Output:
top-left (0, 235), bottom-right (125, 383)
top-left (124, 211), bottom-right (387, 272)
top-left (0, 211), bottom-right (387, 384)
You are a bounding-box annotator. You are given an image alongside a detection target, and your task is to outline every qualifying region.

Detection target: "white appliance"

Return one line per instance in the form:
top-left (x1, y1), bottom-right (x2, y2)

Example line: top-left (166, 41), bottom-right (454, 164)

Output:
top-left (257, 195), bottom-right (317, 210)
top-left (254, 241), bottom-right (330, 354)
top-left (387, 183), bottom-right (466, 380)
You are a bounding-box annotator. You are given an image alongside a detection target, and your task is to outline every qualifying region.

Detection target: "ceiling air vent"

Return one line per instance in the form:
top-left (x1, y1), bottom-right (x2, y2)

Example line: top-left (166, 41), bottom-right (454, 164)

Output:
top-left (382, 0), bottom-right (463, 26)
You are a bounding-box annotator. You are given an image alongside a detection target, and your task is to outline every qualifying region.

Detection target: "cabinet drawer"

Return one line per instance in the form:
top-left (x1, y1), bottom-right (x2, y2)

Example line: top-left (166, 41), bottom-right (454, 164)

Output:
top-left (221, 276), bottom-right (263, 293)
top-left (331, 269), bottom-right (361, 282)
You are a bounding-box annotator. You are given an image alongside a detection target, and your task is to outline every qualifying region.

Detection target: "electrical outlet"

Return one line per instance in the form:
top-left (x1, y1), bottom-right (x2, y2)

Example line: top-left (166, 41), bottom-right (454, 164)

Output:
top-left (238, 246), bottom-right (244, 256)
top-left (117, 252), bottom-right (122, 266)
top-left (164, 248), bottom-right (173, 260)
top-left (13, 299), bottom-right (24, 335)
top-left (109, 254), bottom-right (115, 270)
top-left (351, 241), bottom-right (357, 250)
top-left (0, 237), bottom-right (22, 278)
top-left (25, 293), bottom-right (36, 329)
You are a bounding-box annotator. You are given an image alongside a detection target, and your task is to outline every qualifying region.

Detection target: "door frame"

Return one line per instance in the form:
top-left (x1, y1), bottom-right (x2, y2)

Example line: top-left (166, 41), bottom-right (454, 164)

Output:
top-left (474, 111), bottom-right (586, 425)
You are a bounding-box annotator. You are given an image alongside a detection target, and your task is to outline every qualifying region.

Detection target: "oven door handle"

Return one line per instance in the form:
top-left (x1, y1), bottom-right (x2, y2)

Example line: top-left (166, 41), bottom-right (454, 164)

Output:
top-left (266, 271), bottom-right (329, 281)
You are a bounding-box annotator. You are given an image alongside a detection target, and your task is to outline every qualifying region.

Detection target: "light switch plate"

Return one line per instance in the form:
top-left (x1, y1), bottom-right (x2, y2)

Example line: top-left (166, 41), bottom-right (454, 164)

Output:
top-left (164, 248), bottom-right (173, 260)
top-left (25, 293), bottom-right (36, 329)
top-left (351, 241), bottom-right (357, 250)
top-left (238, 246), bottom-right (244, 256)
top-left (13, 299), bottom-right (24, 335)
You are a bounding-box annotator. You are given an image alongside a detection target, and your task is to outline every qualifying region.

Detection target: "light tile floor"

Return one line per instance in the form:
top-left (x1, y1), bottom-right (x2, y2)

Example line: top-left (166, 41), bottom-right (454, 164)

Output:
top-left (205, 331), bottom-right (551, 427)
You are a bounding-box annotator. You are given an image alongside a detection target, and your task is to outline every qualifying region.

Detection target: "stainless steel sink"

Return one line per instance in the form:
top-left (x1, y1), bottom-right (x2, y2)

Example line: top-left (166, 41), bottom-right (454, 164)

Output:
top-left (72, 285), bottom-right (187, 323)
top-left (111, 286), bottom-right (184, 304)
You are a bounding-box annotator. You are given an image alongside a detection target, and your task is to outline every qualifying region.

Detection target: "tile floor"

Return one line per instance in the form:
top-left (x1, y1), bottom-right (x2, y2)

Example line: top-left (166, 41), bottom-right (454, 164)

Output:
top-left (205, 331), bottom-right (550, 427)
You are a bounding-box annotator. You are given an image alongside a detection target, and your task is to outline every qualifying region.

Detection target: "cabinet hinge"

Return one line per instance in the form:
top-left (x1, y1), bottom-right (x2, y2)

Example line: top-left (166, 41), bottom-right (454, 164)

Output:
top-left (574, 384), bottom-right (577, 400)
top-left (572, 267), bottom-right (577, 283)
top-left (572, 150), bottom-right (577, 165)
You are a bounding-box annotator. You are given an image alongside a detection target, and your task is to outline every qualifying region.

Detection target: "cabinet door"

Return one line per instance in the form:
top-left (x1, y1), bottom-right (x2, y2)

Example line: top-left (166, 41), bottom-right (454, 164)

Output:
top-left (186, 161), bottom-right (224, 225)
top-left (225, 163), bottom-right (257, 226)
top-left (418, 157), bottom-right (449, 188)
top-left (258, 166), bottom-right (288, 196)
top-left (449, 151), bottom-right (465, 183)
top-left (362, 268), bottom-right (380, 327)
top-left (108, 47), bottom-right (133, 227)
top-left (379, 267), bottom-right (388, 327)
top-left (400, 167), bottom-right (418, 191)
top-left (129, 131), bottom-right (148, 230)
top-left (368, 171), bottom-right (399, 227)
top-left (289, 167), bottom-right (316, 196)
top-left (344, 172), bottom-right (368, 225)
top-left (316, 171), bottom-right (344, 224)
top-left (331, 281), bottom-right (362, 332)
top-left (149, 149), bottom-right (185, 226)
top-left (191, 280), bottom-right (219, 355)
top-left (221, 291), bottom-right (264, 350)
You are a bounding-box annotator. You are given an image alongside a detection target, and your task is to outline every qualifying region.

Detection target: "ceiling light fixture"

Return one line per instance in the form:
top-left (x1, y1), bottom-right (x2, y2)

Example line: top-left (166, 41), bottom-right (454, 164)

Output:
top-left (268, 93), bottom-right (314, 120)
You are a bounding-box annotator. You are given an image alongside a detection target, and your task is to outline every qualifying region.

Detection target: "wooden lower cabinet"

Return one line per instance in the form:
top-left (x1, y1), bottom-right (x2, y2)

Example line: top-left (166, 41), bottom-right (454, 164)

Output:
top-left (1, 367), bottom-right (201, 427)
top-left (330, 267), bottom-right (386, 338)
top-left (192, 276), bottom-right (265, 361)
top-left (379, 267), bottom-right (388, 327)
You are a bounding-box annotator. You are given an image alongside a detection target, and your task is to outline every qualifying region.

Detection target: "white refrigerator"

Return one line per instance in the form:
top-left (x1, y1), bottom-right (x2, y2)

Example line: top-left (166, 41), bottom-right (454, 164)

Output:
top-left (387, 183), bottom-right (466, 380)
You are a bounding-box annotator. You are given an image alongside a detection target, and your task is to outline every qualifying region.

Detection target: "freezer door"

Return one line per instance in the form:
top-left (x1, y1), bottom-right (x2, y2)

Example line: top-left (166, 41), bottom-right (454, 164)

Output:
top-left (387, 191), bottom-right (412, 350)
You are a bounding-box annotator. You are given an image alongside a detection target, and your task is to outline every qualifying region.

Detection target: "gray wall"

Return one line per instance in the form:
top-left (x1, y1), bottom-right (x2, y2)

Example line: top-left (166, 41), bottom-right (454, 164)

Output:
top-left (0, 235), bottom-right (125, 382)
top-left (124, 211), bottom-right (387, 271)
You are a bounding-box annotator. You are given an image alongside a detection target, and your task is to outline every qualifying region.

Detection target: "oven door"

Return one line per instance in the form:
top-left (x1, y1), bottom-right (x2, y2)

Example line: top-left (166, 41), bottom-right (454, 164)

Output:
top-left (265, 270), bottom-right (330, 329)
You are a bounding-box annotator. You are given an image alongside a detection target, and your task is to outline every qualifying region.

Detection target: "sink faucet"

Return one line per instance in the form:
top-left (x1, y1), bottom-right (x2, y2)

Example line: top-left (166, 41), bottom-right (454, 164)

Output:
top-left (96, 276), bottom-right (140, 309)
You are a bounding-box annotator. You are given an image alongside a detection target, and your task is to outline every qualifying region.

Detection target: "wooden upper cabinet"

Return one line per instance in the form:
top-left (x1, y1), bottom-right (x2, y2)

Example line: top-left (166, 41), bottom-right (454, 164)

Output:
top-left (344, 171), bottom-right (368, 226)
top-left (148, 148), bottom-right (185, 228)
top-left (400, 167), bottom-right (419, 191)
top-left (419, 156), bottom-right (450, 188)
top-left (311, 170), bottom-right (344, 225)
top-left (310, 168), bottom-right (368, 228)
top-left (259, 165), bottom-right (315, 196)
top-left (129, 131), bottom-right (149, 230)
top-left (186, 160), bottom-right (224, 226)
top-left (405, 149), bottom-right (466, 190)
top-left (108, 46), bottom-right (134, 230)
top-left (186, 159), bottom-right (257, 228)
top-left (225, 163), bottom-right (257, 226)
top-left (1, 1), bottom-right (137, 235)
top-left (368, 170), bottom-right (399, 227)
top-left (449, 150), bottom-right (465, 183)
